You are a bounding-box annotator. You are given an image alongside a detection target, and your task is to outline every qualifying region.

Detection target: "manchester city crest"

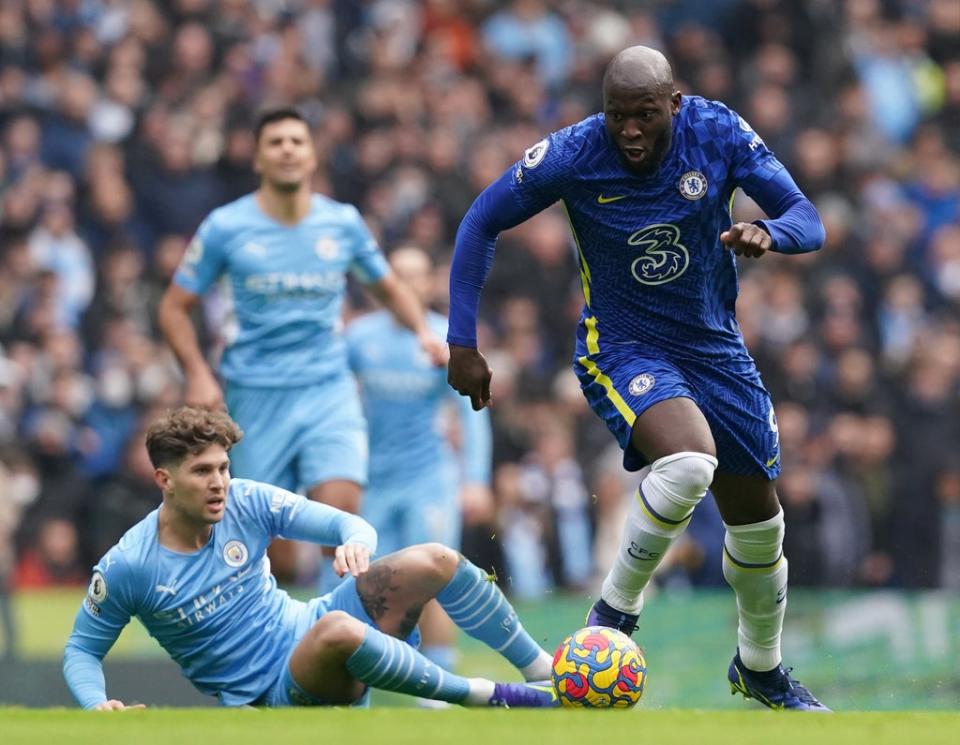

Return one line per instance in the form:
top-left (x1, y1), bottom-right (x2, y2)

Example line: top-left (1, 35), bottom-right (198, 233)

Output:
top-left (315, 236), bottom-right (339, 260)
top-left (628, 373), bottom-right (655, 396)
top-left (678, 171), bottom-right (707, 200)
top-left (223, 539), bottom-right (249, 568)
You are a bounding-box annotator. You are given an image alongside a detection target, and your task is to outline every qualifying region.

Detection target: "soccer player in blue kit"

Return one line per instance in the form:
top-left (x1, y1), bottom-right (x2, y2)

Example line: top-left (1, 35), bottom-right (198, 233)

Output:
top-left (446, 47), bottom-right (829, 711)
top-left (63, 407), bottom-right (556, 709)
top-left (346, 246), bottom-right (493, 683)
top-left (157, 108), bottom-right (445, 586)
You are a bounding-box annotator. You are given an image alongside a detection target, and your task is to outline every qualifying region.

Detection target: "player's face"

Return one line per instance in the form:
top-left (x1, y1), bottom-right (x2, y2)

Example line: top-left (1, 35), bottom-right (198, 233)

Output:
top-left (603, 83), bottom-right (681, 174)
top-left (389, 250), bottom-right (433, 304)
top-left (254, 118), bottom-right (317, 192)
top-left (157, 444), bottom-right (231, 526)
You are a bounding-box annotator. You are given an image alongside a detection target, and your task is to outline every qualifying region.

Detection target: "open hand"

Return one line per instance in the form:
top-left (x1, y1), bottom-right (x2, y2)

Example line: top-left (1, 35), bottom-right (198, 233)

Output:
top-left (418, 329), bottom-right (449, 367)
top-left (184, 367), bottom-right (225, 410)
top-left (93, 700), bottom-right (147, 711)
top-left (447, 344), bottom-right (492, 411)
top-left (720, 222), bottom-right (772, 258)
top-left (333, 543), bottom-right (371, 578)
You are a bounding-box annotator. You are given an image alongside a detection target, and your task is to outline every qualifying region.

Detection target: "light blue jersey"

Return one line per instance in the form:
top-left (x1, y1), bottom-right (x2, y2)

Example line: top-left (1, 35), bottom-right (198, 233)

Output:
top-left (346, 311), bottom-right (491, 553)
top-left (174, 193), bottom-right (390, 387)
top-left (346, 311), bottom-right (491, 488)
top-left (63, 479), bottom-right (376, 708)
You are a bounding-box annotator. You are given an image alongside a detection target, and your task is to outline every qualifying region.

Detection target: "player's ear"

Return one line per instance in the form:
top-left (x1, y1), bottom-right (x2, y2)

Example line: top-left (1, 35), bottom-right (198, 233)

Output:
top-left (671, 91), bottom-right (682, 115)
top-left (154, 466), bottom-right (172, 493)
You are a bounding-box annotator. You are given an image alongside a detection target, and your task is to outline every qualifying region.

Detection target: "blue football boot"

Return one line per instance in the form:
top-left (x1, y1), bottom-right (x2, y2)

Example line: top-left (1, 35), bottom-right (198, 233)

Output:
top-left (489, 681), bottom-right (559, 708)
top-left (728, 651), bottom-right (830, 711)
top-left (585, 598), bottom-right (638, 637)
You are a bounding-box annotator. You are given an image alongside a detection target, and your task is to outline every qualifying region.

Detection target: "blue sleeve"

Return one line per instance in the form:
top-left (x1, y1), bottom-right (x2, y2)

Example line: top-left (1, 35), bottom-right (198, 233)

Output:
top-left (63, 550), bottom-right (138, 708)
top-left (742, 168), bottom-right (825, 254)
top-left (347, 206), bottom-right (389, 285)
top-left (246, 481), bottom-right (377, 552)
top-left (454, 392), bottom-right (492, 485)
top-left (723, 105), bottom-right (824, 254)
top-left (173, 213), bottom-right (228, 295)
top-left (448, 131), bottom-right (577, 347)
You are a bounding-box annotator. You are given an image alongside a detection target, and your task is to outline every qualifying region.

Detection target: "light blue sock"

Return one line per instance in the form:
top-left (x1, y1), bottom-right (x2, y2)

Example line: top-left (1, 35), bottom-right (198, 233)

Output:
top-left (436, 558), bottom-right (543, 669)
top-left (421, 645), bottom-right (456, 672)
top-left (345, 626), bottom-right (471, 704)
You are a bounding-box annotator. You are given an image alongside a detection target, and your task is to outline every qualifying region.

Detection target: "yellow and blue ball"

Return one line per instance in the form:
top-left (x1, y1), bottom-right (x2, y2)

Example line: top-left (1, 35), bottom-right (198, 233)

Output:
top-left (551, 626), bottom-right (647, 708)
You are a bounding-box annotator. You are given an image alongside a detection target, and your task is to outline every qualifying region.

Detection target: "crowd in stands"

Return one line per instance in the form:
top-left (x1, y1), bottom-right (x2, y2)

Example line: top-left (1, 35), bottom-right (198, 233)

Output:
top-left (0, 0), bottom-right (957, 642)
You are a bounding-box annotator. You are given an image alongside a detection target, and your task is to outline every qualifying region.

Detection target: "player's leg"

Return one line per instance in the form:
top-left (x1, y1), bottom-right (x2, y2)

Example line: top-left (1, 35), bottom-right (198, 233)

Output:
top-left (297, 377), bottom-right (369, 592)
top-left (697, 359), bottom-right (827, 710)
top-left (399, 472), bottom-right (461, 680)
top-left (586, 390), bottom-right (718, 632)
top-left (355, 543), bottom-right (553, 682)
top-left (712, 471), bottom-right (786, 670)
top-left (284, 609), bottom-right (555, 707)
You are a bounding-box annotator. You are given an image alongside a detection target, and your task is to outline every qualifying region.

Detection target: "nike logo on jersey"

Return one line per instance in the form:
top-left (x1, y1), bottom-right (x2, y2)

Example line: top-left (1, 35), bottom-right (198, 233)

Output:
top-left (597, 194), bottom-right (627, 204)
top-left (766, 453), bottom-right (780, 468)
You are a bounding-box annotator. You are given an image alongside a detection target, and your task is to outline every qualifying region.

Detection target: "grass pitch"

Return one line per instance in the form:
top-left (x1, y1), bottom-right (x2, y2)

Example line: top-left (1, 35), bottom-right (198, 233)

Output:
top-left (1, 709), bottom-right (957, 745)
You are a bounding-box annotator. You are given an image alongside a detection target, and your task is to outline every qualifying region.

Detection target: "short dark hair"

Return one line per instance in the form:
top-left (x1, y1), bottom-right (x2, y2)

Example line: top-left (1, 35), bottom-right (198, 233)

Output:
top-left (253, 106), bottom-right (308, 142)
top-left (145, 406), bottom-right (243, 468)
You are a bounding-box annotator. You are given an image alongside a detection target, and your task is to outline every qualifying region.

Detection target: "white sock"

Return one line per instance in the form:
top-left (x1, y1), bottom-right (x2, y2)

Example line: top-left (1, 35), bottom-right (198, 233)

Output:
top-left (601, 453), bottom-right (717, 614)
top-left (722, 509), bottom-right (788, 672)
top-left (520, 650), bottom-right (553, 682)
top-left (464, 678), bottom-right (495, 706)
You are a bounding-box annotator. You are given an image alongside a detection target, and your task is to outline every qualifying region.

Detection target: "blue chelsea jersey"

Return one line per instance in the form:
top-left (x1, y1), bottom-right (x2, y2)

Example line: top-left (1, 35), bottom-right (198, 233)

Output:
top-left (174, 193), bottom-right (390, 386)
top-left (509, 96), bottom-right (784, 360)
top-left (65, 479), bottom-right (360, 706)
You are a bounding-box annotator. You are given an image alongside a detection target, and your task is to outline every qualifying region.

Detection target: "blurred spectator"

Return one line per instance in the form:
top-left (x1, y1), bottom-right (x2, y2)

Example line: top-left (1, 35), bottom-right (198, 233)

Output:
top-left (12, 516), bottom-right (85, 588)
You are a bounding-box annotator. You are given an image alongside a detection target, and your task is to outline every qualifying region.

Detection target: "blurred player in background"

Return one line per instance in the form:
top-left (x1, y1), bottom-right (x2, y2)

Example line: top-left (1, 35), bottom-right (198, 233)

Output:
top-left (446, 46), bottom-right (828, 711)
top-left (346, 247), bottom-right (493, 689)
top-left (63, 407), bottom-right (557, 710)
top-left (157, 108), bottom-right (445, 588)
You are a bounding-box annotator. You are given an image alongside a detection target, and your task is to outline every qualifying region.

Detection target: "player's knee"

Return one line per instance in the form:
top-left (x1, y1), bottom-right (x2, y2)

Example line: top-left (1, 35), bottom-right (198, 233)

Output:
top-left (409, 542), bottom-right (460, 584)
top-left (651, 451), bottom-right (718, 499)
top-left (310, 611), bottom-right (366, 655)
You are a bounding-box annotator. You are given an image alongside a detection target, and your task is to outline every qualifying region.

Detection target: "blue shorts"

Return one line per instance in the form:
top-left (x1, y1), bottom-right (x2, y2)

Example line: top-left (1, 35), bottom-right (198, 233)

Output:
top-left (225, 375), bottom-right (368, 491)
top-left (573, 343), bottom-right (780, 479)
top-left (363, 464), bottom-right (461, 557)
top-left (256, 576), bottom-right (420, 707)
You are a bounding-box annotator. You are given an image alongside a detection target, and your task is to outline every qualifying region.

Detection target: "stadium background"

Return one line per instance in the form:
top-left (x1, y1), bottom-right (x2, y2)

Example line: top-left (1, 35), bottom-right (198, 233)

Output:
top-left (0, 0), bottom-right (957, 710)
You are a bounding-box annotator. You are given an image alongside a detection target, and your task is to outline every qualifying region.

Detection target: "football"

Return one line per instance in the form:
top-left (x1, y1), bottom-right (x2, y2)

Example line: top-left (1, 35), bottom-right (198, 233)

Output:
top-left (551, 626), bottom-right (647, 708)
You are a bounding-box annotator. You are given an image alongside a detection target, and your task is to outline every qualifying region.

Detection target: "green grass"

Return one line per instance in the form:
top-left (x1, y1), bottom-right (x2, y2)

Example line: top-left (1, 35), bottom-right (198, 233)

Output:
top-left (1, 709), bottom-right (957, 745)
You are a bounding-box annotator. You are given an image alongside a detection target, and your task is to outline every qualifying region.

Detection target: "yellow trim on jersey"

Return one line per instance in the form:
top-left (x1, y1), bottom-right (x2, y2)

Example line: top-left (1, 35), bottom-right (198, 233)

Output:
top-left (584, 316), bottom-right (600, 355)
top-left (728, 190), bottom-right (736, 217)
top-left (561, 200), bottom-right (592, 308)
top-left (577, 354), bottom-right (636, 426)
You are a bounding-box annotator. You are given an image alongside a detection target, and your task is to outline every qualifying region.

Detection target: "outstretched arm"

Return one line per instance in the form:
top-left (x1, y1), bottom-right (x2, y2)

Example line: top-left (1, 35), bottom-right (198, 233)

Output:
top-left (275, 494), bottom-right (378, 577)
top-left (157, 284), bottom-right (224, 409)
top-left (63, 567), bottom-right (134, 709)
top-left (447, 168), bottom-right (544, 410)
top-left (367, 273), bottom-right (447, 366)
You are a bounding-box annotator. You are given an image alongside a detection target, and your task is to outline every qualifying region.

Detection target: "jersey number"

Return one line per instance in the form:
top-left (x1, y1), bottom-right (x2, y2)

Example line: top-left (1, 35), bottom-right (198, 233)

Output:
top-left (628, 224), bottom-right (689, 286)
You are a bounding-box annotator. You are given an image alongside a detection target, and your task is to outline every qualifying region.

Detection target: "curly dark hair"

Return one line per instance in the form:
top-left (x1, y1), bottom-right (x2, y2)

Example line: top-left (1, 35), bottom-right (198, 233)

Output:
top-left (145, 407), bottom-right (243, 468)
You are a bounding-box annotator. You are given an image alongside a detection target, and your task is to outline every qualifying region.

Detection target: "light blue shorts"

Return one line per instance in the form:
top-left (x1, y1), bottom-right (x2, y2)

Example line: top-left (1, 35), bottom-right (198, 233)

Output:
top-left (225, 376), bottom-right (368, 491)
top-left (363, 464), bottom-right (461, 556)
top-left (256, 576), bottom-right (420, 707)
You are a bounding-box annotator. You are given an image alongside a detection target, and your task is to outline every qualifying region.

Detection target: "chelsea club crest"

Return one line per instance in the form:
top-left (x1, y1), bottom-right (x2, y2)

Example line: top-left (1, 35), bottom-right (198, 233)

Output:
top-left (678, 171), bottom-right (707, 200)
